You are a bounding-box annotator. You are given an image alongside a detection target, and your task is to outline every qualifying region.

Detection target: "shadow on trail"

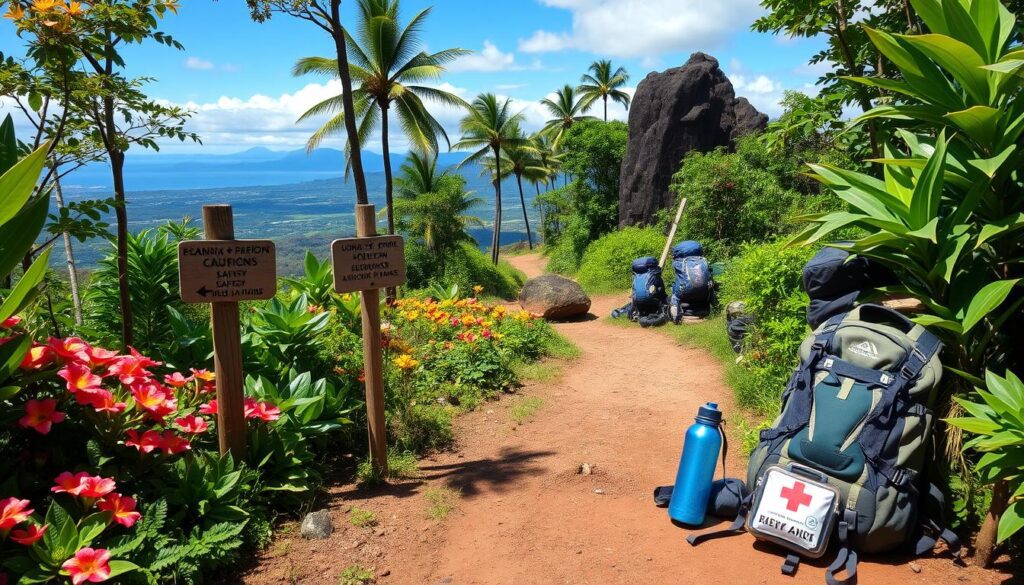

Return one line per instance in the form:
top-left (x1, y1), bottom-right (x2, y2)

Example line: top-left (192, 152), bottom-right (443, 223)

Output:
top-left (418, 447), bottom-right (556, 497)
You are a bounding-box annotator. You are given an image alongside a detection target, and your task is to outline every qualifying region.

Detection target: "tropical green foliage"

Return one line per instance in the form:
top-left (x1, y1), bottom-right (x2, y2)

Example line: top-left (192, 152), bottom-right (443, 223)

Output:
top-left (574, 227), bottom-right (666, 294)
top-left (947, 370), bottom-right (1024, 543)
top-left (394, 155), bottom-right (483, 260)
top-left (539, 84), bottom-right (596, 148)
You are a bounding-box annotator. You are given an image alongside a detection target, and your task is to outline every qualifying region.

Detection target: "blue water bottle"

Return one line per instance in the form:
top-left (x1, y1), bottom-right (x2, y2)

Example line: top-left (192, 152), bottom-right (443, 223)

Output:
top-left (668, 402), bottom-right (723, 525)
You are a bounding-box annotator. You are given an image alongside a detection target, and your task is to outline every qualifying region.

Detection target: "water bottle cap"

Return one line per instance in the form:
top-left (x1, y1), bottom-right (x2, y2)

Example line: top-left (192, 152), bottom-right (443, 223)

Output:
top-left (696, 402), bottom-right (722, 426)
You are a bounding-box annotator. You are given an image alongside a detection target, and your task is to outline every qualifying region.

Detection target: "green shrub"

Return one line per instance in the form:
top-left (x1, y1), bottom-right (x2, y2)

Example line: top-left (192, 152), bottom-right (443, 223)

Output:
top-left (407, 242), bottom-right (525, 300)
top-left (717, 239), bottom-right (815, 415)
top-left (576, 227), bottom-right (666, 293)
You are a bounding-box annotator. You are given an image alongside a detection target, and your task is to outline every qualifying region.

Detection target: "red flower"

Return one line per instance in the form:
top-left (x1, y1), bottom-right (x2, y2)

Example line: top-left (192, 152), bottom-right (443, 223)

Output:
top-left (97, 494), bottom-right (141, 528)
top-left (62, 548), bottom-right (111, 585)
top-left (85, 391), bottom-right (127, 415)
top-left (86, 347), bottom-right (120, 368)
top-left (190, 368), bottom-right (215, 382)
top-left (52, 472), bottom-right (91, 496)
top-left (244, 398), bottom-right (281, 422)
top-left (20, 344), bottom-right (55, 371)
top-left (48, 337), bottom-right (92, 364)
top-left (10, 523), bottom-right (47, 545)
top-left (18, 399), bottom-right (66, 435)
top-left (174, 414), bottom-right (209, 434)
top-left (0, 498), bottom-right (33, 530)
top-left (0, 316), bottom-right (22, 329)
top-left (106, 348), bottom-right (160, 385)
top-left (129, 381), bottom-right (176, 420)
top-left (163, 372), bottom-right (193, 388)
top-left (125, 430), bottom-right (161, 454)
top-left (198, 400), bottom-right (218, 415)
top-left (59, 363), bottom-right (103, 395)
top-left (157, 431), bottom-right (191, 455)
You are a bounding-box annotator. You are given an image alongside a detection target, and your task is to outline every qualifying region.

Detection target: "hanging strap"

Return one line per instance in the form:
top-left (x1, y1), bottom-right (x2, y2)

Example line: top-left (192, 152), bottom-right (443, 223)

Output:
top-left (781, 554), bottom-right (801, 576)
top-left (913, 482), bottom-right (964, 563)
top-left (825, 509), bottom-right (859, 585)
top-left (686, 493), bottom-right (751, 546)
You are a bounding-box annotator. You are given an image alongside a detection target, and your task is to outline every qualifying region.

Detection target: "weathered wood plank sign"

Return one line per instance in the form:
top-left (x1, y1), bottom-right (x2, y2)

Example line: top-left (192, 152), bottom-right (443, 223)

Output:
top-left (332, 206), bottom-right (407, 477)
top-left (178, 239), bottom-right (277, 303)
top-left (177, 205), bottom-right (275, 458)
top-left (330, 235), bottom-right (406, 294)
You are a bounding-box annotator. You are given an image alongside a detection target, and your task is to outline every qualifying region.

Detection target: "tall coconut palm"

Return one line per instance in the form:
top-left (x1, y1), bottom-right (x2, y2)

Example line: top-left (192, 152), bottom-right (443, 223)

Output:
top-left (501, 136), bottom-right (548, 250)
top-left (540, 84), bottom-right (596, 149)
top-left (532, 132), bottom-right (563, 192)
top-left (578, 60), bottom-right (631, 122)
top-left (395, 149), bottom-right (443, 199)
top-left (293, 0), bottom-right (469, 239)
top-left (453, 94), bottom-right (527, 264)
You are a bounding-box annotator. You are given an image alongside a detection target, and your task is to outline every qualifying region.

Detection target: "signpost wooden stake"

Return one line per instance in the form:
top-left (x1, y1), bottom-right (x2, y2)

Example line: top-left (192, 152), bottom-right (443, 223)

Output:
top-left (354, 204), bottom-right (389, 477)
top-left (659, 197), bottom-right (689, 269)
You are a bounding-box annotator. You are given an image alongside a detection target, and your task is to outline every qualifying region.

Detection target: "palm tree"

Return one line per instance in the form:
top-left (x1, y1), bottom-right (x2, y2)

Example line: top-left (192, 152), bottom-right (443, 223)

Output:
top-left (453, 94), bottom-right (527, 264)
top-left (394, 153), bottom-right (483, 262)
top-left (578, 60), bottom-right (631, 122)
top-left (532, 132), bottom-right (563, 192)
top-left (293, 0), bottom-right (469, 238)
top-left (501, 135), bottom-right (548, 250)
top-left (540, 85), bottom-right (596, 149)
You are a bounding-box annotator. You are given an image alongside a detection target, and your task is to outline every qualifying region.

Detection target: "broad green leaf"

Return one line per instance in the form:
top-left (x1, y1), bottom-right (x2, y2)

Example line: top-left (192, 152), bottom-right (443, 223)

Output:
top-left (107, 561), bottom-right (139, 579)
top-left (976, 212), bottom-right (1024, 247)
top-left (0, 334), bottom-right (30, 382)
top-left (997, 500), bottom-right (1024, 543)
top-left (930, 223), bottom-right (971, 284)
top-left (968, 145), bottom-right (1016, 178)
top-left (0, 193), bottom-right (50, 280)
top-left (0, 247), bottom-right (53, 323)
top-left (0, 386), bottom-right (19, 400)
top-left (986, 370), bottom-right (1023, 412)
top-left (946, 416), bottom-right (1000, 434)
top-left (912, 314), bottom-right (962, 333)
top-left (0, 143), bottom-right (49, 227)
top-left (901, 34), bottom-right (990, 104)
top-left (945, 366), bottom-right (986, 387)
top-left (909, 130), bottom-right (946, 230)
top-left (946, 106), bottom-right (1000, 147)
top-left (909, 0), bottom-right (948, 36)
top-left (961, 279), bottom-right (1020, 333)
top-left (0, 115), bottom-right (16, 175)
top-left (77, 512), bottom-right (109, 547)
top-left (43, 501), bottom-right (79, 564)
top-left (863, 28), bottom-right (964, 110)
top-left (975, 390), bottom-right (1024, 428)
top-left (808, 163), bottom-right (907, 221)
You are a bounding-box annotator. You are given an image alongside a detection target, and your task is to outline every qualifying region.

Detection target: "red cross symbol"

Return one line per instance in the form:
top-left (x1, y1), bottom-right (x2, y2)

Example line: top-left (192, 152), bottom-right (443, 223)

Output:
top-left (780, 481), bottom-right (813, 512)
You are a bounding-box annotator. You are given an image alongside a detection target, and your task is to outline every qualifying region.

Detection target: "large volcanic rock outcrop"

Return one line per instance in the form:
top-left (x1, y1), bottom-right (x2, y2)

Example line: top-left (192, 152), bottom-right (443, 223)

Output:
top-left (619, 53), bottom-right (768, 227)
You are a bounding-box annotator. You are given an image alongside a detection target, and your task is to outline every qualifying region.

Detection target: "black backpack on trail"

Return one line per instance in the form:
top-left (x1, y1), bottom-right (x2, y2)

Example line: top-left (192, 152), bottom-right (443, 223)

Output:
top-left (611, 256), bottom-right (669, 327)
top-left (688, 304), bottom-right (962, 584)
top-left (669, 241), bottom-right (713, 323)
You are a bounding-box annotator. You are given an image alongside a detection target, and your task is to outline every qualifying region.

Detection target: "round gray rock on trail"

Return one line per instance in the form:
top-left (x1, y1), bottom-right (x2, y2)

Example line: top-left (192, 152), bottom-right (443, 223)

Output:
top-left (519, 275), bottom-right (592, 320)
top-left (300, 510), bottom-right (334, 540)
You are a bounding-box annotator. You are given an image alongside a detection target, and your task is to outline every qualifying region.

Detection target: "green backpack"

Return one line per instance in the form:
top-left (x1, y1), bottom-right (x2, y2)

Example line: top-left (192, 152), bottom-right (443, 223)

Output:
top-left (691, 305), bottom-right (961, 584)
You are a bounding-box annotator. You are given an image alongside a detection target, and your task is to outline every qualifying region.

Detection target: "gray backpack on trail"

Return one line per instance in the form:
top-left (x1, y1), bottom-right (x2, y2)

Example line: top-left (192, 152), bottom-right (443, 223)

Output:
top-left (689, 304), bottom-right (961, 584)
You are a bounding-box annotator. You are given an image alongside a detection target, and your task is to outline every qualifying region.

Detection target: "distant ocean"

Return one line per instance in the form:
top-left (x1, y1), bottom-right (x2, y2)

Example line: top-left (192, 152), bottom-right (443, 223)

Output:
top-left (57, 148), bottom-right (545, 275)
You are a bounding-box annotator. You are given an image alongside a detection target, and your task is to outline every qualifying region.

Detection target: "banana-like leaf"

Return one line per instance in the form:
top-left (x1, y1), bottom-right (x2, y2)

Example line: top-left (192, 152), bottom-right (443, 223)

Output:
top-left (945, 365), bottom-right (986, 386)
top-left (986, 370), bottom-right (1024, 412)
top-left (946, 106), bottom-right (1000, 147)
top-left (0, 247), bottom-right (52, 323)
top-left (909, 131), bottom-right (946, 230)
top-left (0, 143), bottom-right (49, 227)
top-left (961, 278), bottom-right (1020, 333)
top-left (968, 145), bottom-right (1016, 178)
top-left (976, 212), bottom-right (1024, 248)
top-left (901, 34), bottom-right (990, 105)
top-left (0, 334), bottom-right (29, 384)
top-left (864, 28), bottom-right (964, 110)
top-left (930, 223), bottom-right (971, 283)
top-left (912, 314), bottom-right (963, 333)
top-left (0, 193), bottom-right (50, 281)
top-left (808, 163), bottom-right (908, 221)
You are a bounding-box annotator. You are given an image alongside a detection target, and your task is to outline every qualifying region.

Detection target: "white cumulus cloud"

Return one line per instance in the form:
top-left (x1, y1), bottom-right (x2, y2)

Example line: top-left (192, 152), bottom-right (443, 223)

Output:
top-left (184, 57), bottom-right (215, 71)
top-left (449, 41), bottom-right (518, 73)
top-left (518, 0), bottom-right (763, 59)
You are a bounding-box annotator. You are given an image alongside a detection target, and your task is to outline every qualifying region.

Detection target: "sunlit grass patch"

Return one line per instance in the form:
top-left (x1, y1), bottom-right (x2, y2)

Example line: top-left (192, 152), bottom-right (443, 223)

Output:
top-left (348, 507), bottom-right (378, 528)
top-left (338, 564), bottom-right (375, 585)
top-left (510, 396), bottom-right (544, 424)
top-left (424, 486), bottom-right (461, 520)
top-left (356, 450), bottom-right (420, 485)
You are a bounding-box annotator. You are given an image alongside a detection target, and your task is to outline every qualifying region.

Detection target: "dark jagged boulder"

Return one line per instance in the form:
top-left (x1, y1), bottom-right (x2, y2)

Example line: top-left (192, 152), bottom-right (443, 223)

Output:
top-left (519, 275), bottom-right (591, 320)
top-left (619, 53), bottom-right (768, 227)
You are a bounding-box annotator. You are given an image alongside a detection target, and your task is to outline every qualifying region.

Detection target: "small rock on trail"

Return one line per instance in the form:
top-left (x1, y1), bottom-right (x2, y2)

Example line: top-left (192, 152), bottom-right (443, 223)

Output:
top-left (300, 510), bottom-right (334, 540)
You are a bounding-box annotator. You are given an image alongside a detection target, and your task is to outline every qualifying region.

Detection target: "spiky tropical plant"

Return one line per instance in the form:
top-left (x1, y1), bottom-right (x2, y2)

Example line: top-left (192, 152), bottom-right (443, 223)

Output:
top-left (540, 85), bottom-right (596, 149)
top-left (790, 0), bottom-right (1024, 565)
top-left (578, 60), bottom-right (631, 122)
top-left (293, 0), bottom-right (469, 237)
top-left (453, 94), bottom-right (528, 264)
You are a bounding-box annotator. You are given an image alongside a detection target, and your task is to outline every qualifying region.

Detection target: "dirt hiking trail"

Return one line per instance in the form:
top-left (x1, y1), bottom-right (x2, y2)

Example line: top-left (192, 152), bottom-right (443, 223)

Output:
top-left (244, 253), bottom-right (1011, 585)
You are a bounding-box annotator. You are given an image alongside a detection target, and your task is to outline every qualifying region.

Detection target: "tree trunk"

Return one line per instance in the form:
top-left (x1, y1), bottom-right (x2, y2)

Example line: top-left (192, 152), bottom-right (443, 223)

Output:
top-left (491, 146), bottom-right (503, 265)
top-left (975, 480), bottom-right (1010, 567)
top-left (832, 0), bottom-right (880, 157)
top-left (380, 103), bottom-right (398, 302)
top-left (516, 173), bottom-right (533, 249)
top-left (330, 2), bottom-right (369, 206)
top-left (603, 95), bottom-right (608, 122)
top-left (109, 150), bottom-right (133, 349)
top-left (51, 167), bottom-right (83, 326)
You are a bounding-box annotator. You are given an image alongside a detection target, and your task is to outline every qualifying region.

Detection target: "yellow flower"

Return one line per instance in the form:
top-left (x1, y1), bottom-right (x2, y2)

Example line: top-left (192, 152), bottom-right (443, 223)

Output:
top-left (491, 305), bottom-right (507, 318)
top-left (393, 354), bottom-right (420, 371)
top-left (63, 1), bottom-right (84, 16)
top-left (161, 0), bottom-right (180, 15)
top-left (32, 0), bottom-right (59, 11)
top-left (403, 310), bottom-right (420, 321)
top-left (4, 3), bottom-right (25, 19)
top-left (473, 285), bottom-right (484, 295)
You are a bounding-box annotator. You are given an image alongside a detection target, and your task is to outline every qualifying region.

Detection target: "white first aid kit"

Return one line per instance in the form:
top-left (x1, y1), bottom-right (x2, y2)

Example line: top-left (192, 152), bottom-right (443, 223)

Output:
top-left (747, 465), bottom-right (842, 558)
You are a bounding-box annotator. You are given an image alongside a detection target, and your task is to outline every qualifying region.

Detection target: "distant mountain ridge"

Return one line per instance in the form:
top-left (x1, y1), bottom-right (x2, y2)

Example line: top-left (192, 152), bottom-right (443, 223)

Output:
top-left (63, 148), bottom-right (472, 192)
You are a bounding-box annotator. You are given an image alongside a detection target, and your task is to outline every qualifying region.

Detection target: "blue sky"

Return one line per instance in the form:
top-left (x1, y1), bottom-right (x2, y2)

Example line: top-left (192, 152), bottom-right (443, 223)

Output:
top-left (1, 0), bottom-right (828, 154)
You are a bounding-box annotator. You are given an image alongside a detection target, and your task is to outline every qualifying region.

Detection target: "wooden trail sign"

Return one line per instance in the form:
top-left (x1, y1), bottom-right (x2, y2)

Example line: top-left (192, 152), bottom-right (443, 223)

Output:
top-left (177, 205), bottom-right (278, 458)
top-left (178, 240), bottom-right (277, 303)
top-left (332, 204), bottom-right (405, 477)
top-left (331, 235), bottom-right (406, 293)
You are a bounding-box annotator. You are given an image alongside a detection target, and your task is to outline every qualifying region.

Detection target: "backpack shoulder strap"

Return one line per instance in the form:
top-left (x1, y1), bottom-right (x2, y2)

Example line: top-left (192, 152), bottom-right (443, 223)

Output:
top-left (825, 508), bottom-right (859, 585)
top-left (686, 493), bottom-right (752, 546)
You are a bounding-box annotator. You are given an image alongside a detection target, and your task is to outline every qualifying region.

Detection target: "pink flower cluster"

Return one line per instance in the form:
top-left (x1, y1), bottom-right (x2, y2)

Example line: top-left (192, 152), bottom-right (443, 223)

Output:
top-left (51, 472), bottom-right (141, 528)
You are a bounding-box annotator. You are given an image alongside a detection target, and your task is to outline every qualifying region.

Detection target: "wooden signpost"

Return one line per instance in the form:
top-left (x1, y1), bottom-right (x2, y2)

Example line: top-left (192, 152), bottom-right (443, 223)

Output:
top-left (332, 204), bottom-right (406, 477)
top-left (178, 205), bottom-right (277, 458)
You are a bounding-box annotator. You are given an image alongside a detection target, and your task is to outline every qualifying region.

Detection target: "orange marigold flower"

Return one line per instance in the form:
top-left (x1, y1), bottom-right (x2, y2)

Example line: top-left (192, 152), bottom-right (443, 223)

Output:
top-left (393, 354), bottom-right (419, 370)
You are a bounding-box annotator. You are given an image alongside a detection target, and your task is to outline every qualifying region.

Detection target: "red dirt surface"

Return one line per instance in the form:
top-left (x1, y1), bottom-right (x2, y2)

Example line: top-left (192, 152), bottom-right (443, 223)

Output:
top-left (240, 253), bottom-right (1015, 585)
